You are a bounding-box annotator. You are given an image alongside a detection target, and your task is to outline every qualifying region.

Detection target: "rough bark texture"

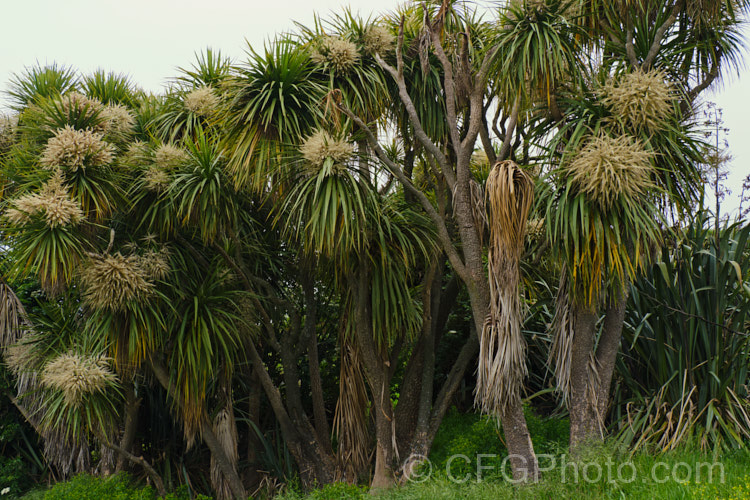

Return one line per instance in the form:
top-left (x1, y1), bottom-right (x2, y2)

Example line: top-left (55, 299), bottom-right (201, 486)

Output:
top-left (595, 291), bottom-right (629, 421)
top-left (569, 308), bottom-right (601, 452)
top-left (148, 359), bottom-right (247, 500)
top-left (115, 383), bottom-right (141, 472)
top-left (354, 268), bottom-right (397, 489)
top-left (244, 338), bottom-right (336, 488)
top-left (303, 273), bottom-right (331, 450)
top-left (394, 335), bottom-right (424, 447)
top-left (245, 369), bottom-right (263, 488)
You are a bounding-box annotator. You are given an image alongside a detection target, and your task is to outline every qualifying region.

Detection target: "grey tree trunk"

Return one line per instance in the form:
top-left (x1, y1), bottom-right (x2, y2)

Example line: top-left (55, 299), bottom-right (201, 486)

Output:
top-left (148, 359), bottom-right (247, 500)
top-left (115, 382), bottom-right (140, 472)
top-left (595, 291), bottom-right (629, 422)
top-left (568, 308), bottom-right (601, 453)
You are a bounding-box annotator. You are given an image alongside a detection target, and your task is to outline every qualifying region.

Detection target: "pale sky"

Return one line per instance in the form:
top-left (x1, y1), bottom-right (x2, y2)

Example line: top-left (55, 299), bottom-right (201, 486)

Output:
top-left (2, 0), bottom-right (748, 218)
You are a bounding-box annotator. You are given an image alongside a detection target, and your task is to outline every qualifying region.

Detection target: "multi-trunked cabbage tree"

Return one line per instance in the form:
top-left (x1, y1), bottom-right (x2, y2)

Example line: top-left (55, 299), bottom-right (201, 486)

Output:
top-left (0, 0), bottom-right (747, 498)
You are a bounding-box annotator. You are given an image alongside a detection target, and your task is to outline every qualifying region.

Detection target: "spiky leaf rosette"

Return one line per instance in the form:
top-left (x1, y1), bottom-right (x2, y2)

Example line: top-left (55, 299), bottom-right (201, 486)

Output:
top-left (299, 129), bottom-right (354, 175)
top-left (41, 352), bottom-right (118, 405)
top-left (60, 92), bottom-right (103, 120)
top-left (477, 160), bottom-right (534, 418)
top-left (600, 70), bottom-right (672, 134)
top-left (310, 36), bottom-right (360, 74)
top-left (3, 172), bottom-right (86, 294)
top-left (39, 125), bottom-right (114, 171)
top-left (564, 133), bottom-right (654, 208)
top-left (545, 174), bottom-right (662, 308)
top-left (79, 252), bottom-right (154, 312)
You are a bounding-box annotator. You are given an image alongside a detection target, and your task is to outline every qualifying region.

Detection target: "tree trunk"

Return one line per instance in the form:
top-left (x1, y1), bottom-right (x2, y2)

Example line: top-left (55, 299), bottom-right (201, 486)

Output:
top-left (408, 260), bottom-right (439, 455)
top-left (353, 266), bottom-right (397, 489)
top-left (394, 335), bottom-right (424, 447)
top-left (569, 307), bottom-right (602, 453)
top-left (452, 152), bottom-right (539, 481)
top-left (245, 369), bottom-right (263, 488)
top-left (243, 338), bottom-right (336, 488)
top-left (148, 359), bottom-right (247, 500)
top-left (404, 332), bottom-right (478, 478)
top-left (595, 290), bottom-right (629, 422)
top-left (303, 272), bottom-right (331, 450)
top-left (116, 382), bottom-right (141, 472)
top-left (370, 378), bottom-right (397, 489)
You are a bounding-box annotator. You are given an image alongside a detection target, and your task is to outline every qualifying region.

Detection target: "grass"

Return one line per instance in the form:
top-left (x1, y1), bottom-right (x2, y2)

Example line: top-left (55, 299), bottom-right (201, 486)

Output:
top-left (276, 446), bottom-right (750, 499)
top-left (17, 411), bottom-right (750, 499)
top-left (277, 409), bottom-right (750, 499)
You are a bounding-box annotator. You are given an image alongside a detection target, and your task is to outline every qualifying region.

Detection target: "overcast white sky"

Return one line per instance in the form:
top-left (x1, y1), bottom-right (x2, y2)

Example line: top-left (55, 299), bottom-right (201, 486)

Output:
top-left (2, 0), bottom-right (748, 217)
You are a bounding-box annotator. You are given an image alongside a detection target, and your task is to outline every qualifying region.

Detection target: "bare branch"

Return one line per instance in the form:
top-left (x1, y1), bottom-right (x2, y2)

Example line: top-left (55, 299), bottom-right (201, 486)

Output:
top-left (479, 114), bottom-right (497, 165)
top-left (642, 0), bottom-right (684, 71)
top-left (428, 28), bottom-right (463, 152)
top-left (498, 94), bottom-right (521, 161)
top-left (373, 27), bottom-right (452, 182)
top-left (334, 101), bottom-right (468, 280)
top-left (625, 15), bottom-right (639, 69)
top-left (688, 53), bottom-right (722, 100)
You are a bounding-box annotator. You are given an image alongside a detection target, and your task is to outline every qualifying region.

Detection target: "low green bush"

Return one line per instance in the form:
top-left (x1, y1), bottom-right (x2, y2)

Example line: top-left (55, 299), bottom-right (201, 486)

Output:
top-left (19, 473), bottom-right (212, 500)
top-left (0, 456), bottom-right (33, 499)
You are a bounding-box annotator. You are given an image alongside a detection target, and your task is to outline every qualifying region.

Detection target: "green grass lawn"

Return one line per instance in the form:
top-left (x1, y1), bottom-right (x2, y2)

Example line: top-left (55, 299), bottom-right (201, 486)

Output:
top-left (19, 411), bottom-right (750, 499)
top-left (277, 447), bottom-right (750, 499)
top-left (278, 409), bottom-right (750, 500)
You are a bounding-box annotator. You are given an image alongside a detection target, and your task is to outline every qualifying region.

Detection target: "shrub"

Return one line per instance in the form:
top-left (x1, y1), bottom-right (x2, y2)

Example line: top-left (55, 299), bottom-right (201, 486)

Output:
top-left (36, 474), bottom-right (155, 500)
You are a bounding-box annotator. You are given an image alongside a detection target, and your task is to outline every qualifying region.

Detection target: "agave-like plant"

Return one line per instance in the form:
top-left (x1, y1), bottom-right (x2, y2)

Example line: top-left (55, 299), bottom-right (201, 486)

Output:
top-left (170, 128), bottom-right (239, 243)
top-left (615, 211), bottom-right (750, 451)
top-left (6, 63), bottom-right (79, 112)
top-left (80, 70), bottom-right (142, 108)
top-left (222, 39), bottom-right (326, 191)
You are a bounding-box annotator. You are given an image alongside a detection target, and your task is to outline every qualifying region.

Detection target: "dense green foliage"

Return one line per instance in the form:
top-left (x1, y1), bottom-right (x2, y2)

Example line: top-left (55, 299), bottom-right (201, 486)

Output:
top-left (0, 0), bottom-right (749, 498)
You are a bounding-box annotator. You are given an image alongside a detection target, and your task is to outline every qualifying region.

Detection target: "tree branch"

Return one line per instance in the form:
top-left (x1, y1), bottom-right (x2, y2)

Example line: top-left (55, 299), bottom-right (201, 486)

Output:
top-left (97, 432), bottom-right (166, 498)
top-left (625, 15), bottom-right (639, 69)
top-left (499, 95), bottom-right (521, 161)
top-left (334, 101), bottom-right (469, 280)
top-left (642, 0), bottom-right (684, 71)
top-left (373, 21), bottom-right (452, 183)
